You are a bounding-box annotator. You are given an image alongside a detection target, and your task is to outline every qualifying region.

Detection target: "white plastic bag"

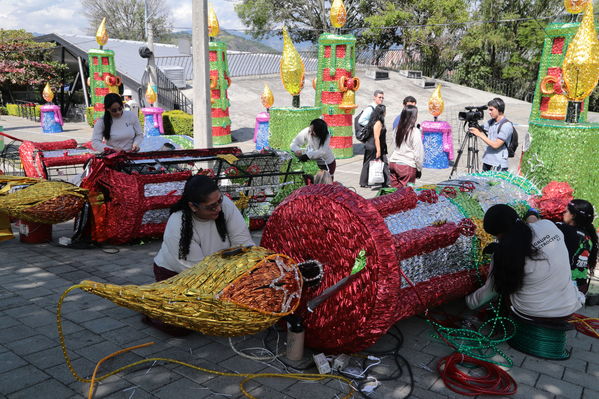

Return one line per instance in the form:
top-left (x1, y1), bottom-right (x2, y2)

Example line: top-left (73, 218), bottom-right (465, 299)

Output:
top-left (368, 160), bottom-right (385, 185)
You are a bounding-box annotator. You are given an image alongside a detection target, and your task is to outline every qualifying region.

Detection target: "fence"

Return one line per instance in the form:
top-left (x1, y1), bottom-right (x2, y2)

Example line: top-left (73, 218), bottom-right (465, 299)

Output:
top-left (140, 67), bottom-right (194, 114)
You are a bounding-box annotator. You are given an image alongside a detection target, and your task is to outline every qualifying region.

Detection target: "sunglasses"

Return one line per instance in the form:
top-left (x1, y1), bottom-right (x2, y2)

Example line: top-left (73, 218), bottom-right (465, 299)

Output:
top-left (194, 195), bottom-right (223, 212)
top-left (108, 106), bottom-right (123, 113)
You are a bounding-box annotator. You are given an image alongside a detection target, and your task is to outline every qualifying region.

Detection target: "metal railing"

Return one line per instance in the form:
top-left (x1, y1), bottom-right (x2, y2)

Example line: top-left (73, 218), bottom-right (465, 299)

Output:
top-left (15, 101), bottom-right (40, 122)
top-left (140, 68), bottom-right (194, 114)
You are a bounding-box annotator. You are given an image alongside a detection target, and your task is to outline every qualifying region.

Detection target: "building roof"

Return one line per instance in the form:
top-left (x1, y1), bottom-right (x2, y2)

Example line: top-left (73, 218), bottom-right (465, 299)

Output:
top-left (35, 33), bottom-right (186, 90)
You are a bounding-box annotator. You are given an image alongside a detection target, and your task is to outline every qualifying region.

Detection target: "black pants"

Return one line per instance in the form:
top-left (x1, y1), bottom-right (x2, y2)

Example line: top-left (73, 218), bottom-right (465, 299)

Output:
top-left (482, 163), bottom-right (508, 172)
top-left (359, 139), bottom-right (389, 186)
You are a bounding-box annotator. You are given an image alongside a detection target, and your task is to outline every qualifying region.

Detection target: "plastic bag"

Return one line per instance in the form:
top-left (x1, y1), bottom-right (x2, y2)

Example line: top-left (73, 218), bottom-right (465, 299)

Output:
top-left (368, 160), bottom-right (385, 185)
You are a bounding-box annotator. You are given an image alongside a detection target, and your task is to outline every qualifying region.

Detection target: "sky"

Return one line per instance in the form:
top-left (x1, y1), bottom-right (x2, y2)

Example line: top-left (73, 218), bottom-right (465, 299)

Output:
top-left (0, 0), bottom-right (245, 36)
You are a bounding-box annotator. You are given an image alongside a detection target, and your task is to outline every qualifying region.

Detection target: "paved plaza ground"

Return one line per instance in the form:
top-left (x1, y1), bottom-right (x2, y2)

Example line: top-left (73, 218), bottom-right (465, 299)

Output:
top-left (1, 72), bottom-right (599, 398)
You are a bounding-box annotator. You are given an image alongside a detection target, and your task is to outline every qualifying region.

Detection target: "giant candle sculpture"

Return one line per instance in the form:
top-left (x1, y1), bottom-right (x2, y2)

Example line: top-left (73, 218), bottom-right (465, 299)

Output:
top-left (141, 83), bottom-right (164, 136)
top-left (313, 0), bottom-right (359, 159)
top-left (88, 18), bottom-right (122, 121)
top-left (262, 172), bottom-right (538, 352)
top-left (269, 27), bottom-right (321, 150)
top-left (254, 84), bottom-right (274, 150)
top-left (421, 85), bottom-right (453, 169)
top-left (523, 0), bottom-right (599, 215)
top-left (208, 6), bottom-right (233, 145)
top-left (40, 83), bottom-right (63, 133)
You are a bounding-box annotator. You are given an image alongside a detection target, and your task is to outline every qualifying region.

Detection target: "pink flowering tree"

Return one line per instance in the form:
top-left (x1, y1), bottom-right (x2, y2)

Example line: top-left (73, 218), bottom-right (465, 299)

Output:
top-left (0, 29), bottom-right (67, 102)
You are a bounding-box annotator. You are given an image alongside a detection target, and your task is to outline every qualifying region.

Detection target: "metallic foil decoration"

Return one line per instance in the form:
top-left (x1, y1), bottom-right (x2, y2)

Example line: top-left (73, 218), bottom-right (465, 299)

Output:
top-left (208, 4), bottom-right (220, 37)
top-left (428, 84), bottom-right (444, 118)
top-left (42, 83), bottom-right (54, 103)
top-left (565, 0), bottom-right (589, 13)
top-left (562, 2), bottom-right (599, 101)
top-left (541, 94), bottom-right (568, 120)
top-left (96, 17), bottom-right (108, 47)
top-left (261, 83), bottom-right (274, 109)
top-left (280, 26), bottom-right (305, 97)
top-left (330, 0), bottom-right (347, 29)
top-left (145, 83), bottom-right (157, 106)
top-left (339, 89), bottom-right (357, 112)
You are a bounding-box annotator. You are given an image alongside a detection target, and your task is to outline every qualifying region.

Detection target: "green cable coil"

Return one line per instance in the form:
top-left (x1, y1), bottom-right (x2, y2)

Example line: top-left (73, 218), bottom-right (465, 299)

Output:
top-left (508, 318), bottom-right (570, 360)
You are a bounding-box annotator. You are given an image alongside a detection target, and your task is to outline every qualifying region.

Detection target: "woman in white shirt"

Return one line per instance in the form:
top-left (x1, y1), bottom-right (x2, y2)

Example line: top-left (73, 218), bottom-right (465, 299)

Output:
top-left (466, 204), bottom-right (583, 319)
top-left (290, 118), bottom-right (336, 178)
top-left (153, 175), bottom-right (255, 280)
top-left (388, 105), bottom-right (423, 187)
top-left (91, 93), bottom-right (143, 152)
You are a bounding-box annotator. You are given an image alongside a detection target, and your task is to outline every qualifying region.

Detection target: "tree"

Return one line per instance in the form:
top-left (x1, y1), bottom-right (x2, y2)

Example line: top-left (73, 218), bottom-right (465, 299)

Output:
top-left (235, 0), bottom-right (372, 43)
top-left (0, 29), bottom-right (68, 102)
top-left (81, 0), bottom-right (173, 42)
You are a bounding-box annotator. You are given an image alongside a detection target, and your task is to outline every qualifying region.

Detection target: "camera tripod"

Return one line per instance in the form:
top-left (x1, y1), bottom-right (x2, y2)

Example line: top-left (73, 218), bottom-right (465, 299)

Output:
top-left (449, 123), bottom-right (480, 179)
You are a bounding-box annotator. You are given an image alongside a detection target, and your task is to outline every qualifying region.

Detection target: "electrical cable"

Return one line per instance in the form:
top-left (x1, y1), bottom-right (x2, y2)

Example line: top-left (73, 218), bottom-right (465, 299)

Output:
top-left (57, 285), bottom-right (355, 399)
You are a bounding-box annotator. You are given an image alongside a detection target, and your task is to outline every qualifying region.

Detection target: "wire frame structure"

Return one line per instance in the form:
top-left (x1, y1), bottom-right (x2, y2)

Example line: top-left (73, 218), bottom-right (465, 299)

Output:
top-left (80, 148), bottom-right (314, 243)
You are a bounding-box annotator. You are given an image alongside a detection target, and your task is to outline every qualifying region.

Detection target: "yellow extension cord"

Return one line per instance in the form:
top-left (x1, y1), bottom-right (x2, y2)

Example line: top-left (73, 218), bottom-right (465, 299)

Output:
top-left (57, 285), bottom-right (356, 399)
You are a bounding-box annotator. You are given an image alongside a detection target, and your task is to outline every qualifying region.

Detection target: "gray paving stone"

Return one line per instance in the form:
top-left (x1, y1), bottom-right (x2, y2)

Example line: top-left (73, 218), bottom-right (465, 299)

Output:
top-left (522, 357), bottom-right (565, 379)
top-left (45, 357), bottom-right (96, 385)
top-left (124, 364), bottom-right (183, 392)
top-left (508, 366), bottom-right (540, 386)
top-left (15, 308), bottom-right (56, 328)
top-left (6, 378), bottom-right (77, 399)
top-left (81, 316), bottom-right (128, 334)
top-left (582, 387), bottom-right (599, 399)
top-left (536, 374), bottom-right (583, 398)
top-left (511, 383), bottom-right (555, 399)
top-left (152, 378), bottom-right (211, 399)
top-left (74, 340), bottom-right (123, 363)
top-left (4, 334), bottom-right (56, 356)
top-left (0, 365), bottom-right (50, 395)
top-left (60, 331), bottom-right (105, 351)
top-left (22, 345), bottom-right (71, 370)
top-left (0, 315), bottom-right (20, 329)
top-left (562, 368), bottom-right (599, 392)
top-left (0, 351), bottom-right (26, 375)
top-left (0, 325), bottom-right (37, 344)
top-left (283, 379), bottom-right (347, 399)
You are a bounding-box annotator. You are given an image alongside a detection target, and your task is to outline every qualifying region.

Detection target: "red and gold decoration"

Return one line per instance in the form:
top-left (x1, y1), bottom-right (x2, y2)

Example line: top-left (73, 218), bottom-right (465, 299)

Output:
top-left (428, 84), bottom-right (445, 119)
top-left (565, 0), bottom-right (589, 14)
top-left (260, 83), bottom-right (274, 110)
top-left (314, 0), bottom-right (359, 158)
top-left (261, 172), bottom-right (539, 353)
top-left (208, 6), bottom-right (233, 145)
top-left (40, 84), bottom-right (63, 133)
top-left (280, 26), bottom-right (305, 105)
top-left (88, 18), bottom-right (122, 121)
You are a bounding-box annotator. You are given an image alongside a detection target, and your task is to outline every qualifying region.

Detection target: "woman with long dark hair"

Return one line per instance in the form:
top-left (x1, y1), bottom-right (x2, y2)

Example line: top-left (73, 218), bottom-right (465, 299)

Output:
top-left (91, 93), bottom-right (143, 152)
top-left (153, 175), bottom-right (254, 281)
top-left (467, 204), bottom-right (583, 318)
top-left (359, 104), bottom-right (389, 187)
top-left (290, 118), bottom-right (336, 178)
top-left (388, 105), bottom-right (423, 187)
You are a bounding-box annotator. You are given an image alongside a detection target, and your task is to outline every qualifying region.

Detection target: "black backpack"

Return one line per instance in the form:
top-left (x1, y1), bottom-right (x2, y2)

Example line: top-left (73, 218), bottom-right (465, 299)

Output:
top-left (354, 105), bottom-right (374, 143)
top-left (497, 118), bottom-right (518, 158)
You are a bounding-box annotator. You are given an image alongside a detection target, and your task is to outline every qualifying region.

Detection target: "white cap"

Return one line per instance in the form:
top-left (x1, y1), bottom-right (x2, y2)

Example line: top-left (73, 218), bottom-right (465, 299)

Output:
top-left (123, 89), bottom-right (133, 97)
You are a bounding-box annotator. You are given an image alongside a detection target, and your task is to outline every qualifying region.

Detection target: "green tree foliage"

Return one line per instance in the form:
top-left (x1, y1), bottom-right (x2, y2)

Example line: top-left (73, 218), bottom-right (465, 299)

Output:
top-left (0, 29), bottom-right (67, 97)
top-left (81, 0), bottom-right (173, 42)
top-left (454, 0), bottom-right (564, 98)
top-left (235, 0), bottom-right (368, 43)
top-left (362, 0), bottom-right (468, 77)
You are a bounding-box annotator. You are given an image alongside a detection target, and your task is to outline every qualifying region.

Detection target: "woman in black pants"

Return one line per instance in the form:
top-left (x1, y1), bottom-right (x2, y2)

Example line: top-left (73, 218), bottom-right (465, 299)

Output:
top-left (359, 104), bottom-right (389, 187)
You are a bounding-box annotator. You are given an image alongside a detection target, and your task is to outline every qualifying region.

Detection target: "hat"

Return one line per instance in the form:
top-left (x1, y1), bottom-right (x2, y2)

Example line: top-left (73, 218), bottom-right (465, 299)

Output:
top-left (123, 89), bottom-right (133, 97)
top-left (483, 204), bottom-right (518, 236)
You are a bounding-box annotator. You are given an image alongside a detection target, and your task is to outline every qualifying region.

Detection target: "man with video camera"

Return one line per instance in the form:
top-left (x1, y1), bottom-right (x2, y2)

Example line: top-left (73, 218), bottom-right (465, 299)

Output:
top-left (468, 97), bottom-right (513, 171)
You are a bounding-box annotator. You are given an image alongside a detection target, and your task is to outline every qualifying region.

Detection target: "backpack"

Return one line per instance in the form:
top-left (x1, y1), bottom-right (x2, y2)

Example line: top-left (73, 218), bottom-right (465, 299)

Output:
top-left (354, 105), bottom-right (374, 143)
top-left (497, 118), bottom-right (518, 158)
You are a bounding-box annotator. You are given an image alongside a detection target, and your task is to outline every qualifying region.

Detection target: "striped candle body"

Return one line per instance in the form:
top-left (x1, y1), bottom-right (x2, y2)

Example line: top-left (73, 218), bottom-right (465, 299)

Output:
top-left (315, 33), bottom-right (357, 159)
top-left (88, 49), bottom-right (117, 122)
top-left (209, 41), bottom-right (232, 145)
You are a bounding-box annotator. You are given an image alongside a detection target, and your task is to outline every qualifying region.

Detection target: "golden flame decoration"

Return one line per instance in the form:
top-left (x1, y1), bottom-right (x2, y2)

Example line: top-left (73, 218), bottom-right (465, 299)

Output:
top-left (562, 2), bottom-right (599, 102)
top-left (280, 26), bottom-right (305, 97)
top-left (208, 4), bottom-right (220, 37)
top-left (261, 84), bottom-right (274, 109)
top-left (330, 0), bottom-right (347, 29)
top-left (42, 83), bottom-right (54, 103)
top-left (145, 83), bottom-right (157, 106)
top-left (428, 84), bottom-right (444, 118)
top-left (565, 0), bottom-right (589, 14)
top-left (96, 17), bottom-right (108, 47)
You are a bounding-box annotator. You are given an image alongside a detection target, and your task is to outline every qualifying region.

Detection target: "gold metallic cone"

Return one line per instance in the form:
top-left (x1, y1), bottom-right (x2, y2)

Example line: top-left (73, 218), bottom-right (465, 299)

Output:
top-left (42, 83), bottom-right (54, 103)
top-left (428, 84), bottom-right (444, 118)
top-left (96, 17), bottom-right (108, 47)
top-left (280, 26), bottom-right (305, 97)
top-left (330, 0), bottom-right (347, 29)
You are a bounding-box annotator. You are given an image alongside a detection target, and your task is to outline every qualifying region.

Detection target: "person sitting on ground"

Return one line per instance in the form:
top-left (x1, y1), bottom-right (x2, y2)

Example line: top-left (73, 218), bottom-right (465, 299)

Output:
top-left (145, 175), bottom-right (255, 335)
top-left (388, 105), bottom-right (423, 187)
top-left (466, 204), bottom-right (583, 320)
top-left (527, 199), bottom-right (597, 296)
top-left (290, 118), bottom-right (336, 179)
top-left (91, 93), bottom-right (143, 152)
top-left (359, 104), bottom-right (390, 188)
top-left (392, 95), bottom-right (417, 131)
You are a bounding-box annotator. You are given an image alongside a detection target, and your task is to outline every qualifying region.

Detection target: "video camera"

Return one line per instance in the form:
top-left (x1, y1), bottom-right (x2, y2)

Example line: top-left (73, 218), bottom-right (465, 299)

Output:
top-left (458, 105), bottom-right (487, 130)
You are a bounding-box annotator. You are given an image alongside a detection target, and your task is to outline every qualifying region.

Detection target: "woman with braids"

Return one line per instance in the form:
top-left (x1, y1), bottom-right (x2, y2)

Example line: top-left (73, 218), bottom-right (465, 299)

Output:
top-left (153, 175), bottom-right (254, 280)
top-left (91, 93), bottom-right (142, 152)
top-left (466, 204), bottom-right (583, 320)
top-left (145, 175), bottom-right (254, 334)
